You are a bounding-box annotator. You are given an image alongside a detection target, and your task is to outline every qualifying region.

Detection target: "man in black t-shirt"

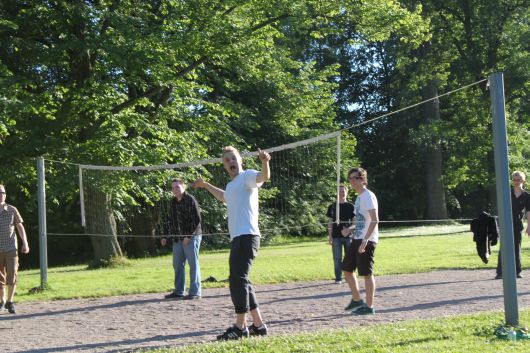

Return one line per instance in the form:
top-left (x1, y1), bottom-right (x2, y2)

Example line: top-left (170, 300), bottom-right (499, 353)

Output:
top-left (326, 184), bottom-right (355, 284)
top-left (496, 171), bottom-right (530, 279)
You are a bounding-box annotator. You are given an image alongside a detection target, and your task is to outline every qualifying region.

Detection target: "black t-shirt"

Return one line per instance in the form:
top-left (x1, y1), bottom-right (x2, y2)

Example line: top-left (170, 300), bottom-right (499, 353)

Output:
top-left (512, 188), bottom-right (530, 232)
top-left (326, 202), bottom-right (355, 238)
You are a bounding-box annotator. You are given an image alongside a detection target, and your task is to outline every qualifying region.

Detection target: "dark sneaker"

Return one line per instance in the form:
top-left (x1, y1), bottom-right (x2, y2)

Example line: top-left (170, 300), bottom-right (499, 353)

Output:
top-left (495, 274), bottom-right (502, 280)
top-left (517, 273), bottom-right (523, 279)
top-left (353, 305), bottom-right (375, 315)
top-left (184, 295), bottom-right (201, 300)
top-left (164, 292), bottom-right (184, 299)
top-left (345, 299), bottom-right (364, 311)
top-left (5, 301), bottom-right (15, 314)
top-left (334, 279), bottom-right (342, 284)
top-left (216, 325), bottom-right (249, 340)
top-left (0, 300), bottom-right (4, 311)
top-left (248, 323), bottom-right (268, 336)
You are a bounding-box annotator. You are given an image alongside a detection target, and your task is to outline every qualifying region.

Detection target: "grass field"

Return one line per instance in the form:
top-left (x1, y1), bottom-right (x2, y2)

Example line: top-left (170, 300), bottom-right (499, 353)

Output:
top-left (145, 310), bottom-right (530, 353)
top-left (15, 223), bottom-right (529, 303)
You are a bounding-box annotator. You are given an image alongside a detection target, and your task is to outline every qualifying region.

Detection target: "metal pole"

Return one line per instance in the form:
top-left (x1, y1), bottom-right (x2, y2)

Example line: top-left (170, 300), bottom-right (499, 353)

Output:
top-left (79, 165), bottom-right (86, 227)
top-left (489, 72), bottom-right (518, 326)
top-left (336, 133), bottom-right (341, 224)
top-left (37, 157), bottom-right (48, 288)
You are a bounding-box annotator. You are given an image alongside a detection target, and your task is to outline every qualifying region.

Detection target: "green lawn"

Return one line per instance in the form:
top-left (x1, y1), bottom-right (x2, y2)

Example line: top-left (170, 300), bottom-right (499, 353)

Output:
top-left (15, 223), bottom-right (529, 302)
top-left (145, 310), bottom-right (530, 353)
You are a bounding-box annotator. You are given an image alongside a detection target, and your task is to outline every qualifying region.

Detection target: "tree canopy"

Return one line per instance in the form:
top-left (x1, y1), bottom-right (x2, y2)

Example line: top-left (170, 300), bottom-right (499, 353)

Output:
top-left (2, 0), bottom-right (527, 266)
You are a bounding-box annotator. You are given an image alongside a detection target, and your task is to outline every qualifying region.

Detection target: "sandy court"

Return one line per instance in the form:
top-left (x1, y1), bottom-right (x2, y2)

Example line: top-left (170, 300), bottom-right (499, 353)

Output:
top-left (1, 269), bottom-right (529, 353)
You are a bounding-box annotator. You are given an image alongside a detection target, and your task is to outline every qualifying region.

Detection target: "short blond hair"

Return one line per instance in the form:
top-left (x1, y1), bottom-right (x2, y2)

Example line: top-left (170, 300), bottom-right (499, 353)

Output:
top-left (222, 146), bottom-right (241, 158)
top-left (512, 171), bottom-right (526, 181)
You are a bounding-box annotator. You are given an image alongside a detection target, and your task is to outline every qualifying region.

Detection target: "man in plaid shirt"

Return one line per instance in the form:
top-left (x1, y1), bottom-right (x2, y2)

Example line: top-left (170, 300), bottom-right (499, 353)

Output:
top-left (0, 184), bottom-right (29, 314)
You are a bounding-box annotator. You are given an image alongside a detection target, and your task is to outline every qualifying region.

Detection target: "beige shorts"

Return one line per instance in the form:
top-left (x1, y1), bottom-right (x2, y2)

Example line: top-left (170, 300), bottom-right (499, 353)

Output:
top-left (0, 250), bottom-right (19, 286)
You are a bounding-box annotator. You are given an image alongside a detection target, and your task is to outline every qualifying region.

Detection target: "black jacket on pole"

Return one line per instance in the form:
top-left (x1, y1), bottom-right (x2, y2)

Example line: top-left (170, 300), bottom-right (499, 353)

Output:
top-left (470, 211), bottom-right (499, 264)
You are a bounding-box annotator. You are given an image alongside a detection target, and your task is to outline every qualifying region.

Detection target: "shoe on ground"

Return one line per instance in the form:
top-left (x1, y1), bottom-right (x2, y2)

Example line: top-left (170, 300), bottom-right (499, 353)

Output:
top-left (164, 292), bottom-right (184, 299)
top-left (5, 301), bottom-right (15, 314)
top-left (248, 323), bottom-right (268, 336)
top-left (495, 274), bottom-right (502, 280)
top-left (353, 305), bottom-right (375, 315)
top-left (334, 279), bottom-right (342, 284)
top-left (517, 273), bottom-right (523, 279)
top-left (344, 299), bottom-right (364, 311)
top-left (216, 325), bottom-right (249, 340)
top-left (0, 300), bottom-right (4, 311)
top-left (184, 295), bottom-right (201, 300)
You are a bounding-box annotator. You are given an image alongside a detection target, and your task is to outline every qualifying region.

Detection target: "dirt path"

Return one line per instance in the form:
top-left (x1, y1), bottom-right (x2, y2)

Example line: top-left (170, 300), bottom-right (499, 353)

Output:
top-left (1, 269), bottom-right (529, 353)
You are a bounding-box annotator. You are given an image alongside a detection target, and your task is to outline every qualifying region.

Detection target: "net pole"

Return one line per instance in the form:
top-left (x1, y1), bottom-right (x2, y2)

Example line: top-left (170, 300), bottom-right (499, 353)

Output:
top-left (37, 157), bottom-right (48, 288)
top-left (79, 166), bottom-right (86, 227)
top-left (335, 133), bottom-right (341, 224)
top-left (490, 72), bottom-right (519, 326)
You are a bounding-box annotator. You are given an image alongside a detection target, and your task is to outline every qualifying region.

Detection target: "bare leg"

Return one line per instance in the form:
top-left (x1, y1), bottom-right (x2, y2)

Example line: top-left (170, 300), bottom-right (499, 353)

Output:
top-left (249, 307), bottom-right (264, 327)
top-left (7, 284), bottom-right (15, 302)
top-left (343, 270), bottom-right (361, 301)
top-left (235, 313), bottom-right (247, 329)
top-left (364, 275), bottom-right (376, 307)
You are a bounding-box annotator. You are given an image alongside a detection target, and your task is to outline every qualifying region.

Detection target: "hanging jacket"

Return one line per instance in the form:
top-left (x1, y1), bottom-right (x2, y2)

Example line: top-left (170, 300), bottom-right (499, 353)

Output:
top-left (470, 211), bottom-right (499, 264)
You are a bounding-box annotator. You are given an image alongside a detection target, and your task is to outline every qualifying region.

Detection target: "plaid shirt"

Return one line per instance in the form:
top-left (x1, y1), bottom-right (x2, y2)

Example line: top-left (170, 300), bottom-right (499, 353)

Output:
top-left (0, 203), bottom-right (23, 251)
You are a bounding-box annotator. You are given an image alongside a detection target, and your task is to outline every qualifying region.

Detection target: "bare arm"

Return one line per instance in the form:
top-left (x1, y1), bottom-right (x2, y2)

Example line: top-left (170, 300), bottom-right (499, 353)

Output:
top-left (256, 148), bottom-right (271, 184)
top-left (16, 223), bottom-right (29, 253)
top-left (192, 178), bottom-right (225, 202)
top-left (358, 209), bottom-right (379, 253)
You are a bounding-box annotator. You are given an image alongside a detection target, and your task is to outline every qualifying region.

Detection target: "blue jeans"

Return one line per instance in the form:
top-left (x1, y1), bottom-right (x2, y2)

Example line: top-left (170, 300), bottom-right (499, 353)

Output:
top-left (172, 235), bottom-right (202, 296)
top-left (332, 237), bottom-right (352, 281)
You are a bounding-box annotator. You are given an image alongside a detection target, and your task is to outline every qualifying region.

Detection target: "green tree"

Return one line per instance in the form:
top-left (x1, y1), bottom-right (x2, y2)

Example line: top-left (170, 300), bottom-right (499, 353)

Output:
top-left (331, 0), bottom-right (528, 220)
top-left (0, 0), bottom-right (429, 265)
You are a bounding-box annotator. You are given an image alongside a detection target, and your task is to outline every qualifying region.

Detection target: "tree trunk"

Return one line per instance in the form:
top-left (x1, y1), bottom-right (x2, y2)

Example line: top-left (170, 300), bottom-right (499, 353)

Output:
top-left (126, 210), bottom-right (157, 258)
top-left (422, 79), bottom-right (448, 220)
top-left (85, 189), bottom-right (123, 265)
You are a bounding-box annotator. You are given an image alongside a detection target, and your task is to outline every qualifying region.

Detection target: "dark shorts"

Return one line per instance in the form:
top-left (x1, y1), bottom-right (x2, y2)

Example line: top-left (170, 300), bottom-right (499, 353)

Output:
top-left (341, 239), bottom-right (376, 276)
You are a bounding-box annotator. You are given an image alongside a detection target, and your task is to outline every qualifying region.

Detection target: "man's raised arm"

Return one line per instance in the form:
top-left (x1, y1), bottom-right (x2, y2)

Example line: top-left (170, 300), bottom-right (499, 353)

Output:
top-left (192, 178), bottom-right (225, 203)
top-left (256, 148), bottom-right (271, 184)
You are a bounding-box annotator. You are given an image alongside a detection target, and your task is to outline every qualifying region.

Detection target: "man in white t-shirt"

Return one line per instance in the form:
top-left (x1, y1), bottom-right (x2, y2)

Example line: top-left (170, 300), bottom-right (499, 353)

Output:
top-left (340, 167), bottom-right (379, 315)
top-left (193, 146), bottom-right (271, 340)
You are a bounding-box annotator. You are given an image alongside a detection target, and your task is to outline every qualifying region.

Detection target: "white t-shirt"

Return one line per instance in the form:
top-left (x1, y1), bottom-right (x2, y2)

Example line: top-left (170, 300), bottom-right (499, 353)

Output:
top-left (353, 189), bottom-right (379, 243)
top-left (224, 169), bottom-right (263, 240)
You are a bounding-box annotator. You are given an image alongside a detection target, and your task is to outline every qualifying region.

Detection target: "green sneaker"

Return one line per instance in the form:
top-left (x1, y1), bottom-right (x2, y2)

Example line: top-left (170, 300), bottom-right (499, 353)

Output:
top-left (353, 305), bottom-right (375, 315)
top-left (344, 299), bottom-right (364, 311)
top-left (516, 329), bottom-right (530, 340)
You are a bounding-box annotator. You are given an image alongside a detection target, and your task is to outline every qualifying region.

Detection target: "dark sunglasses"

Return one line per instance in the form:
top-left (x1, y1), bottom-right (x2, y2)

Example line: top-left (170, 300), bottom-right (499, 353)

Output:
top-left (349, 176), bottom-right (363, 180)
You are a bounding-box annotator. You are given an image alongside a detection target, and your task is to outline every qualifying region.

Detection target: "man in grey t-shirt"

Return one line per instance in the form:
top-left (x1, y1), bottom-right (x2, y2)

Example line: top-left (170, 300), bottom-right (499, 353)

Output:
top-left (0, 185), bottom-right (30, 314)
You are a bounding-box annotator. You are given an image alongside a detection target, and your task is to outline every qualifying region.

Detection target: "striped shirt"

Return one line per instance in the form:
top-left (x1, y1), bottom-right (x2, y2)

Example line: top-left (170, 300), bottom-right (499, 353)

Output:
top-left (0, 203), bottom-right (23, 251)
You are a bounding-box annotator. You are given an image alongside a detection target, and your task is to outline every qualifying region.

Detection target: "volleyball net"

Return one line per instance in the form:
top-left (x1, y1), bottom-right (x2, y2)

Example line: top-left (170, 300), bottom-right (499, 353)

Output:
top-left (44, 132), bottom-right (349, 248)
